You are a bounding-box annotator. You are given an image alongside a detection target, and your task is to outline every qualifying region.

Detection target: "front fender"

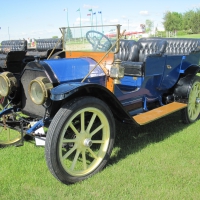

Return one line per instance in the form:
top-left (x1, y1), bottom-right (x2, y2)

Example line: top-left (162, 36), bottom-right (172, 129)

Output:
top-left (50, 82), bottom-right (136, 124)
top-left (50, 82), bottom-right (88, 101)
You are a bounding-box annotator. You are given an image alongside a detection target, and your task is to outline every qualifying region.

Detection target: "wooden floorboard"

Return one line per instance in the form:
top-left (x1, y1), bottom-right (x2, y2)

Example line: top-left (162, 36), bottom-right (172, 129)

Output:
top-left (133, 102), bottom-right (187, 125)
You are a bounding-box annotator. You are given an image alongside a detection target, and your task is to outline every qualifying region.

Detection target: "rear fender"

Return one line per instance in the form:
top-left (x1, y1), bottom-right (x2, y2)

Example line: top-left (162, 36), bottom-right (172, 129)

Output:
top-left (173, 65), bottom-right (200, 102)
top-left (50, 82), bottom-right (135, 124)
top-left (0, 67), bottom-right (5, 72)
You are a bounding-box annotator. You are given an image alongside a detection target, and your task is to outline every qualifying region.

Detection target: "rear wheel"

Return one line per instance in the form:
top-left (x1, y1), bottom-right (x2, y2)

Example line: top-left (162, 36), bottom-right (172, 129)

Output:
top-left (45, 97), bottom-right (115, 184)
top-left (182, 76), bottom-right (200, 123)
top-left (0, 97), bottom-right (22, 147)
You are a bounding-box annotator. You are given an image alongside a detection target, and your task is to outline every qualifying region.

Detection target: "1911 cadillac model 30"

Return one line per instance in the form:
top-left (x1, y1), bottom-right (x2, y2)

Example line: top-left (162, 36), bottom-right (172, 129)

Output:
top-left (0, 24), bottom-right (200, 184)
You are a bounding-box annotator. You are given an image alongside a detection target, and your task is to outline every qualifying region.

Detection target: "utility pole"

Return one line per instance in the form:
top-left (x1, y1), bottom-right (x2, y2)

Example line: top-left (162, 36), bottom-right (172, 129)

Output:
top-left (8, 27), bottom-right (10, 40)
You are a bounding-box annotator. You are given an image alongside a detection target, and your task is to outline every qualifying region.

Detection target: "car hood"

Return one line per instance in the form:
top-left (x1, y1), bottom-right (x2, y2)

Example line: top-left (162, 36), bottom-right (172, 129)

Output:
top-left (43, 57), bottom-right (105, 83)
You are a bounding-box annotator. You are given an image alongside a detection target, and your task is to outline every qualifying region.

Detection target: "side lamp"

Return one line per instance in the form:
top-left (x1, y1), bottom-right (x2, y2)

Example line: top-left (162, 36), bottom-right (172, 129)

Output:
top-left (0, 72), bottom-right (18, 97)
top-left (110, 59), bottom-right (124, 84)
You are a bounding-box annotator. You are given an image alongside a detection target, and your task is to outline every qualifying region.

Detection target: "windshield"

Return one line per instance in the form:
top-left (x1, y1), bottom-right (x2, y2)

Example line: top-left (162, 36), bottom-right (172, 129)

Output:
top-left (60, 25), bottom-right (121, 52)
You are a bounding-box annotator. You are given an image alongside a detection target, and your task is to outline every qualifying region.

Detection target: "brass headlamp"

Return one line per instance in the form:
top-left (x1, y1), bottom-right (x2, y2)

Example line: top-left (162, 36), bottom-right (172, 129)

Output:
top-left (0, 72), bottom-right (18, 97)
top-left (29, 77), bottom-right (53, 105)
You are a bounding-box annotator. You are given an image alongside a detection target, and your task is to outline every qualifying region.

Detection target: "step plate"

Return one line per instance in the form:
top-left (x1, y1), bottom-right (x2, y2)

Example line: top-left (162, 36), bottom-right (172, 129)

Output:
top-left (133, 102), bottom-right (187, 125)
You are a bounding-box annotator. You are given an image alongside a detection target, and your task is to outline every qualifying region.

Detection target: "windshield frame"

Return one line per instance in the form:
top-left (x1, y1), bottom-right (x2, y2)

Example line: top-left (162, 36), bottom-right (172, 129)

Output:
top-left (59, 24), bottom-right (121, 54)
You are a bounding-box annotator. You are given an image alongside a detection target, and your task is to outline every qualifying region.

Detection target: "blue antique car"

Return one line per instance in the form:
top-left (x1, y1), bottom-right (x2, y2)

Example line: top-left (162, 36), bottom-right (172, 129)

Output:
top-left (0, 24), bottom-right (200, 184)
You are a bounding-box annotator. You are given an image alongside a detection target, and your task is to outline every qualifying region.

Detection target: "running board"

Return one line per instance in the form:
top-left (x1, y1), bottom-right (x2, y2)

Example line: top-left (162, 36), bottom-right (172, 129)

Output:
top-left (133, 102), bottom-right (187, 125)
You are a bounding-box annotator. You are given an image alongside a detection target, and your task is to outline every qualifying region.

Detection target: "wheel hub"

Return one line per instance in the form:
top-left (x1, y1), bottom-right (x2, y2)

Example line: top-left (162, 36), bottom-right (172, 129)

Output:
top-left (83, 138), bottom-right (92, 147)
top-left (196, 98), bottom-right (200, 104)
top-left (76, 133), bottom-right (92, 149)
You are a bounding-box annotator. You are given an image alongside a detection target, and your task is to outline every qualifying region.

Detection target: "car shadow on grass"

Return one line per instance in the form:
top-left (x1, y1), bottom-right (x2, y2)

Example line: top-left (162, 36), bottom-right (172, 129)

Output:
top-left (108, 110), bottom-right (190, 165)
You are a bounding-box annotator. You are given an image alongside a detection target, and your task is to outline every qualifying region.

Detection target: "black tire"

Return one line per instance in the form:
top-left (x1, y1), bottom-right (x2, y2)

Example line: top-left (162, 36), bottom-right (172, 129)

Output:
top-left (45, 97), bottom-right (115, 184)
top-left (182, 76), bottom-right (200, 124)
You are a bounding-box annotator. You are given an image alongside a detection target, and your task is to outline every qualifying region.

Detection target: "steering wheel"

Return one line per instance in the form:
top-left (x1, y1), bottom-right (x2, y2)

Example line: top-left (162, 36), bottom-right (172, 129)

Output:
top-left (86, 30), bottom-right (112, 51)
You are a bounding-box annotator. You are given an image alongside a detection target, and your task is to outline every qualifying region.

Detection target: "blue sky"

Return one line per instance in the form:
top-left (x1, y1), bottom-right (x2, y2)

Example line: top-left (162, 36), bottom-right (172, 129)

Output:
top-left (0, 0), bottom-right (200, 41)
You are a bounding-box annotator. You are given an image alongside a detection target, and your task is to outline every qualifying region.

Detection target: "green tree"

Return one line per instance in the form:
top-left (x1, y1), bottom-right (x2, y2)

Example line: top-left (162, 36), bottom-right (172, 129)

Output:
top-left (182, 10), bottom-right (195, 32)
top-left (66, 27), bottom-right (73, 39)
top-left (163, 11), bottom-right (183, 31)
top-left (145, 19), bottom-right (154, 33)
top-left (190, 9), bottom-right (200, 34)
top-left (52, 36), bottom-right (58, 39)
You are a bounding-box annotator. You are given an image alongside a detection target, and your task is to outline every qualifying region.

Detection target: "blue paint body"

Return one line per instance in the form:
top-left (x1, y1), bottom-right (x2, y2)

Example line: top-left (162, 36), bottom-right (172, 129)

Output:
top-left (26, 119), bottom-right (44, 134)
top-left (44, 58), bottom-right (105, 85)
top-left (3, 47), bottom-right (200, 134)
top-left (48, 52), bottom-right (200, 117)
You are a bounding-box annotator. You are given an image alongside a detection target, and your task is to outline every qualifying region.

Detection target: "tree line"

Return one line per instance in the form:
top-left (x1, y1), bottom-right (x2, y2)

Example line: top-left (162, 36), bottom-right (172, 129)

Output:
top-left (53, 9), bottom-right (200, 38)
top-left (163, 9), bottom-right (200, 34)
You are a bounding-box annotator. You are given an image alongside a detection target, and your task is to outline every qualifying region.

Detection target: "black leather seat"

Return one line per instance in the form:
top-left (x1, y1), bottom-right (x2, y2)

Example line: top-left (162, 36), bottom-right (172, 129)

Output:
top-left (139, 37), bottom-right (200, 55)
top-left (115, 39), bottom-right (167, 76)
top-left (0, 40), bottom-right (27, 53)
top-left (26, 38), bottom-right (63, 59)
top-left (0, 40), bottom-right (27, 70)
top-left (115, 40), bottom-right (139, 61)
top-left (35, 38), bottom-right (62, 51)
top-left (138, 38), bottom-right (167, 60)
top-left (0, 54), bottom-right (7, 60)
top-left (164, 38), bottom-right (200, 55)
top-left (115, 40), bottom-right (141, 76)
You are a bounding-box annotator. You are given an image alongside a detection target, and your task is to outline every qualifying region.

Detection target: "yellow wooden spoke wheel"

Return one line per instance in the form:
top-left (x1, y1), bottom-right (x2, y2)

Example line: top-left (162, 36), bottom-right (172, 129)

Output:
top-left (0, 97), bottom-right (22, 147)
top-left (182, 76), bottom-right (200, 123)
top-left (45, 97), bottom-right (115, 184)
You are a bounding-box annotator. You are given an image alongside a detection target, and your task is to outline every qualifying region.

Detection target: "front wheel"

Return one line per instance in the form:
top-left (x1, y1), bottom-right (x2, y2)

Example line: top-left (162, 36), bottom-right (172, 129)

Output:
top-left (0, 97), bottom-right (22, 147)
top-left (45, 97), bottom-right (115, 184)
top-left (182, 76), bottom-right (200, 123)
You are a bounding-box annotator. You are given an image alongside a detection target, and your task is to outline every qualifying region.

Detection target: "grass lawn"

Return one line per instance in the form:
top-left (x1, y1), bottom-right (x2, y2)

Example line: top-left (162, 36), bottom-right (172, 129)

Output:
top-left (0, 111), bottom-right (199, 200)
top-left (177, 34), bottom-right (200, 38)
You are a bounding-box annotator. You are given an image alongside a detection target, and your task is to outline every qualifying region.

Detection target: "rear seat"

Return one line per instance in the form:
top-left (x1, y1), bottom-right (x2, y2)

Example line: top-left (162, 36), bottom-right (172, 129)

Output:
top-left (0, 40), bottom-right (27, 60)
top-left (115, 39), bottom-right (167, 76)
top-left (139, 37), bottom-right (200, 55)
top-left (116, 37), bottom-right (200, 77)
top-left (164, 38), bottom-right (200, 55)
top-left (26, 38), bottom-right (63, 59)
top-left (0, 40), bottom-right (27, 53)
top-left (0, 40), bottom-right (27, 71)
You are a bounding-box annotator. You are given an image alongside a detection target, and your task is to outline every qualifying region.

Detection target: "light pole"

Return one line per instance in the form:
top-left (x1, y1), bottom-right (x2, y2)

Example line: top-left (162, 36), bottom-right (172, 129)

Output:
top-left (64, 8), bottom-right (69, 27)
top-left (8, 27), bottom-right (10, 40)
top-left (76, 8), bottom-right (82, 39)
top-left (128, 19), bottom-right (129, 30)
top-left (89, 9), bottom-right (93, 28)
top-left (93, 12), bottom-right (97, 30)
top-left (98, 11), bottom-right (103, 33)
top-left (73, 24), bottom-right (75, 38)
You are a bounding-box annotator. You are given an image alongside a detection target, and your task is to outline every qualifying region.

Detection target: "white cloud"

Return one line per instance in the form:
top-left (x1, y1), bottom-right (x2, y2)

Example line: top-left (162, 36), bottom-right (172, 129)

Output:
top-left (76, 18), bottom-right (90, 22)
top-left (110, 19), bottom-right (119, 23)
top-left (20, 32), bottom-right (27, 36)
top-left (31, 30), bottom-right (37, 34)
top-left (47, 24), bottom-right (55, 27)
top-left (47, 30), bottom-right (54, 33)
top-left (190, 3), bottom-right (200, 9)
top-left (139, 11), bottom-right (149, 16)
top-left (103, 18), bottom-right (108, 23)
top-left (83, 4), bottom-right (99, 9)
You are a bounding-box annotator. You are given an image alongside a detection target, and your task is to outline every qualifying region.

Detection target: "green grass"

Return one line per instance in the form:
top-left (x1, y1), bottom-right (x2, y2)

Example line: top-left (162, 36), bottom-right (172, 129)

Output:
top-left (0, 111), bottom-right (200, 200)
top-left (176, 34), bottom-right (200, 38)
